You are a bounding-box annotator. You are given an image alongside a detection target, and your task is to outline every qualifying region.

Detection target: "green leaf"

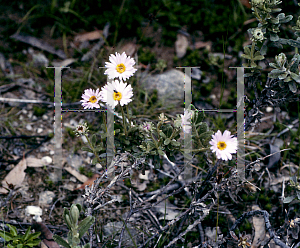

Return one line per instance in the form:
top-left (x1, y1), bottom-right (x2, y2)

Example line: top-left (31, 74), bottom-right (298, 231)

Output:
top-left (288, 39), bottom-right (300, 48)
top-left (53, 234), bottom-right (71, 248)
top-left (289, 81), bottom-right (297, 93)
top-left (75, 203), bottom-right (82, 213)
top-left (81, 146), bottom-right (93, 153)
top-left (253, 55), bottom-right (264, 61)
top-left (65, 214), bottom-right (73, 229)
top-left (94, 145), bottom-right (104, 153)
top-left (84, 244), bottom-right (91, 248)
top-left (260, 43), bottom-right (267, 56)
top-left (159, 131), bottom-right (166, 139)
top-left (26, 232), bottom-right (41, 241)
top-left (164, 138), bottom-right (171, 145)
top-left (270, 33), bottom-right (279, 42)
top-left (278, 72), bottom-right (288, 80)
top-left (269, 16), bottom-right (279, 24)
top-left (92, 157), bottom-right (98, 165)
top-left (70, 204), bottom-right (79, 226)
top-left (25, 239), bottom-right (42, 247)
top-left (91, 134), bottom-right (97, 147)
top-left (278, 38), bottom-right (289, 45)
top-left (283, 196), bottom-right (295, 203)
top-left (17, 244), bottom-right (23, 248)
top-left (290, 72), bottom-right (300, 83)
top-left (157, 149), bottom-right (165, 156)
top-left (7, 224), bottom-right (17, 236)
top-left (297, 191), bottom-right (300, 200)
top-left (78, 216), bottom-right (95, 239)
top-left (197, 122), bottom-right (208, 134)
top-left (241, 54), bottom-right (252, 60)
top-left (7, 244), bottom-right (15, 248)
top-left (250, 61), bottom-right (257, 67)
top-left (170, 140), bottom-right (181, 147)
top-left (0, 230), bottom-right (14, 241)
top-left (244, 46), bottom-right (251, 55)
top-left (279, 14), bottom-right (293, 23)
top-left (23, 226), bottom-right (31, 241)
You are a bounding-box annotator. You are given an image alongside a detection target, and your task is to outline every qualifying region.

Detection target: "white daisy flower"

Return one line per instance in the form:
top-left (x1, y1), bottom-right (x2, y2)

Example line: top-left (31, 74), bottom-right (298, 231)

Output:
top-left (80, 88), bottom-right (102, 109)
top-left (209, 130), bottom-right (238, 161)
top-left (180, 110), bottom-right (192, 133)
top-left (104, 52), bottom-right (137, 81)
top-left (99, 79), bottom-right (133, 108)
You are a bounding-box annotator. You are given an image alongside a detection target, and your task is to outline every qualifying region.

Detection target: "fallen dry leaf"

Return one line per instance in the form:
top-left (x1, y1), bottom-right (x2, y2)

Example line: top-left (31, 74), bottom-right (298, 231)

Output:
top-left (0, 155), bottom-right (27, 194)
top-left (194, 41), bottom-right (212, 51)
top-left (73, 173), bottom-right (100, 190)
top-left (251, 205), bottom-right (266, 248)
top-left (64, 166), bottom-right (88, 183)
top-left (74, 30), bottom-right (103, 43)
top-left (240, 0), bottom-right (251, 8)
top-left (32, 221), bottom-right (60, 248)
top-left (10, 33), bottom-right (66, 59)
top-left (26, 157), bottom-right (45, 167)
top-left (117, 41), bottom-right (137, 57)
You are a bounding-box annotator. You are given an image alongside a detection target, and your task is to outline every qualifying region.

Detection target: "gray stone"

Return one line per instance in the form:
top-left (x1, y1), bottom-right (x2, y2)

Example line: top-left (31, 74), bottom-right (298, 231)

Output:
top-left (39, 191), bottom-right (55, 206)
top-left (140, 69), bottom-right (189, 101)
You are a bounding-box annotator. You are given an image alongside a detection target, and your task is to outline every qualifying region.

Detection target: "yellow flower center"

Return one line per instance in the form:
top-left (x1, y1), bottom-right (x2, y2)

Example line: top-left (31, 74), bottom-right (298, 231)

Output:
top-left (89, 96), bottom-right (97, 103)
top-left (217, 141), bottom-right (227, 150)
top-left (113, 91), bottom-right (122, 101)
top-left (116, 63), bottom-right (126, 73)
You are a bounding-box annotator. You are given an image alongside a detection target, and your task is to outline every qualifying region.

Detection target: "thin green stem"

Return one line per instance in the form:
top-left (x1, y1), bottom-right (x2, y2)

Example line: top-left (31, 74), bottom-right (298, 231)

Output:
top-left (120, 104), bottom-right (127, 136)
top-left (84, 134), bottom-right (102, 164)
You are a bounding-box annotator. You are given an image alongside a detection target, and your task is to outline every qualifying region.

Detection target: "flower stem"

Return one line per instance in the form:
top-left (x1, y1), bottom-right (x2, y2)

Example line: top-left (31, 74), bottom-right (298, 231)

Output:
top-left (120, 104), bottom-right (127, 136)
top-left (85, 134), bottom-right (102, 165)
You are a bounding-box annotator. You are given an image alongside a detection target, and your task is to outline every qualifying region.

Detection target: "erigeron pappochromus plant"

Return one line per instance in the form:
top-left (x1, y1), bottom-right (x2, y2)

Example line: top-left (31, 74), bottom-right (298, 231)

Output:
top-left (0, 224), bottom-right (41, 248)
top-left (53, 203), bottom-right (95, 248)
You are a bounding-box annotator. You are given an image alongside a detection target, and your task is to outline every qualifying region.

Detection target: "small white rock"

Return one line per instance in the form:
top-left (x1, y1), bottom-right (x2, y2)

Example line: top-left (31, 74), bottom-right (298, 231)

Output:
top-left (26, 124), bottom-right (33, 131)
top-left (32, 115), bottom-right (37, 121)
top-left (25, 206), bottom-right (42, 216)
top-left (50, 150), bottom-right (55, 155)
top-left (37, 128), bottom-right (43, 133)
top-left (41, 156), bottom-right (52, 165)
top-left (87, 152), bottom-right (94, 157)
top-left (96, 163), bottom-right (102, 169)
top-left (19, 115), bottom-right (24, 121)
top-left (28, 111), bottom-right (33, 118)
top-left (266, 106), bottom-right (273, 113)
top-left (22, 109), bottom-right (28, 115)
top-left (70, 177), bottom-right (77, 183)
top-left (42, 115), bottom-right (48, 120)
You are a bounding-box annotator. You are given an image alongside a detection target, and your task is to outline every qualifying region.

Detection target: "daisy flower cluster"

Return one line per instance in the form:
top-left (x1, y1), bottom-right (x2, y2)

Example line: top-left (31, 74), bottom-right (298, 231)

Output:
top-left (80, 52), bottom-right (137, 109)
top-left (79, 51), bottom-right (238, 162)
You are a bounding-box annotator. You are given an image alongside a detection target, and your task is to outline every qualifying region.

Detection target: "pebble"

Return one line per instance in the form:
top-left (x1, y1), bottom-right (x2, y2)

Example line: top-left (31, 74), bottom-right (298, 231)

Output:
top-left (41, 156), bottom-right (52, 165)
top-left (26, 124), bottom-right (33, 131)
top-left (39, 191), bottom-right (55, 206)
top-left (141, 69), bottom-right (188, 101)
top-left (266, 106), bottom-right (273, 112)
top-left (42, 115), bottom-right (48, 120)
top-left (37, 128), bottom-right (43, 133)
